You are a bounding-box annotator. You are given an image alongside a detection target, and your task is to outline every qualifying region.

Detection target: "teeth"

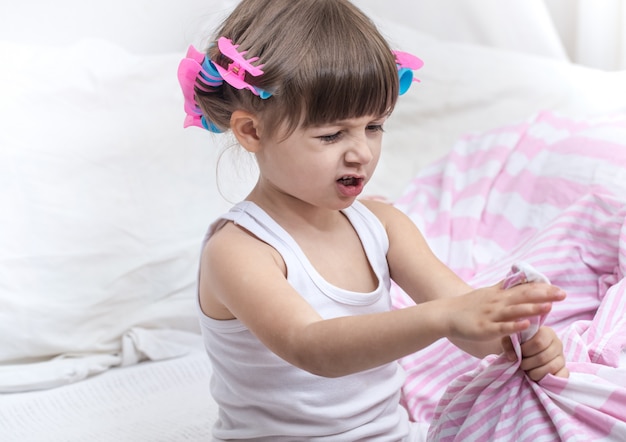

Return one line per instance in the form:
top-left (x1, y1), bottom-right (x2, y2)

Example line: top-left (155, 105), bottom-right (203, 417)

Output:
top-left (339, 177), bottom-right (357, 185)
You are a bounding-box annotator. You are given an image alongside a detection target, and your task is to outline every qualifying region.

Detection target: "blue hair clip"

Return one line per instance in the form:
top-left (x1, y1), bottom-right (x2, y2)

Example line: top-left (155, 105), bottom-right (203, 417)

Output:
top-left (393, 50), bottom-right (424, 95)
top-left (199, 58), bottom-right (223, 88)
top-left (397, 68), bottom-right (415, 95)
top-left (200, 115), bottom-right (223, 133)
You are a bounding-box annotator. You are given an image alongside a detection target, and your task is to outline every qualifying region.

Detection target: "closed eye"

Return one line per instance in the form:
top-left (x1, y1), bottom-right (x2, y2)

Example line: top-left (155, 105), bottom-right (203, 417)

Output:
top-left (367, 124), bottom-right (384, 133)
top-left (318, 131), bottom-right (343, 143)
top-left (317, 123), bottom-right (384, 143)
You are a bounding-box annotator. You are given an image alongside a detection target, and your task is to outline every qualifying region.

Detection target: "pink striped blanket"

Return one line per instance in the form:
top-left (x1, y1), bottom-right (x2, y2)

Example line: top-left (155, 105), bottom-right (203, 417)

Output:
top-left (391, 111), bottom-right (626, 440)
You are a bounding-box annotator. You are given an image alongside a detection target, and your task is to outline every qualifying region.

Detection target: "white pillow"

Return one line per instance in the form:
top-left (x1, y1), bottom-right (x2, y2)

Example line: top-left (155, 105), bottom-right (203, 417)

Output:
top-left (365, 20), bottom-right (626, 199)
top-left (0, 40), bottom-right (255, 391)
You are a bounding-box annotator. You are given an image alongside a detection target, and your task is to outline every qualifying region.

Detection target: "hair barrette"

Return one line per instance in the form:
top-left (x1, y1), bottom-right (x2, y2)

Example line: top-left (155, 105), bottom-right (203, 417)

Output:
top-left (213, 37), bottom-right (271, 99)
top-left (177, 37), bottom-right (270, 133)
top-left (392, 50), bottom-right (424, 95)
top-left (178, 45), bottom-right (223, 132)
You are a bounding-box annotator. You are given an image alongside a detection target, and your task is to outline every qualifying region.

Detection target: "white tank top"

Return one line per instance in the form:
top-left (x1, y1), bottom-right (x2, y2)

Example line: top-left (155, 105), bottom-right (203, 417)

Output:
top-left (198, 201), bottom-right (412, 441)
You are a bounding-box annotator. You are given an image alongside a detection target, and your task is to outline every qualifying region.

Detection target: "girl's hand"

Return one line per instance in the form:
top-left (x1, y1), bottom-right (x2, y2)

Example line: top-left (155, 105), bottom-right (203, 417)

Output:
top-left (502, 326), bottom-right (570, 381)
top-left (444, 282), bottom-right (566, 342)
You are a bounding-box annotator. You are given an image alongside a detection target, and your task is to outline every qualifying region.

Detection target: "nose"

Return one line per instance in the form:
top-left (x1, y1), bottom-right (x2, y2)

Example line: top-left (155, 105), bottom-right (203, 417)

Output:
top-left (344, 134), bottom-right (374, 165)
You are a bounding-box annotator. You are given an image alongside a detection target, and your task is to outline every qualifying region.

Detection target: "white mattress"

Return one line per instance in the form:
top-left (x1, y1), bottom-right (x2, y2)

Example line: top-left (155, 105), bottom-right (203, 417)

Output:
top-left (0, 349), bottom-right (218, 441)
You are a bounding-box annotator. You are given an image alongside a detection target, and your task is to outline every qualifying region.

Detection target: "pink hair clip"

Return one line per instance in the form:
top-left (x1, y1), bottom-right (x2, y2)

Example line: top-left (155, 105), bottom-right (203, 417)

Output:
top-left (177, 38), bottom-right (271, 132)
top-left (393, 50), bottom-right (424, 95)
top-left (177, 45), bottom-right (223, 131)
top-left (214, 37), bottom-right (271, 98)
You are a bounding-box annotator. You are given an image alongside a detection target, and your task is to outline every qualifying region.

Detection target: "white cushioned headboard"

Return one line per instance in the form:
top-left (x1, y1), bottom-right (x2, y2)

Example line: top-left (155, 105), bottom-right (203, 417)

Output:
top-left (0, 0), bottom-right (568, 59)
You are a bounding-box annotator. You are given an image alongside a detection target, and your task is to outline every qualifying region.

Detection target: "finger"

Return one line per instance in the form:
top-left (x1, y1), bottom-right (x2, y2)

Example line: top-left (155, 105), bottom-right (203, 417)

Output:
top-left (520, 345), bottom-right (561, 372)
top-left (500, 336), bottom-right (517, 361)
top-left (524, 354), bottom-right (567, 382)
top-left (500, 319), bottom-right (531, 335)
top-left (475, 319), bottom-right (531, 339)
top-left (501, 336), bottom-right (513, 353)
top-left (554, 365), bottom-right (570, 379)
top-left (498, 302), bottom-right (553, 323)
top-left (508, 283), bottom-right (566, 304)
top-left (519, 333), bottom-right (563, 373)
top-left (520, 328), bottom-right (561, 358)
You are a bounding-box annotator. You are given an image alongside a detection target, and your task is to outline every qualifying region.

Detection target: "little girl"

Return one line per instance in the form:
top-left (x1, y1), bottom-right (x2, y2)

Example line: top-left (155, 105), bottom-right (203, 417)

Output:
top-left (178, 0), bottom-right (568, 440)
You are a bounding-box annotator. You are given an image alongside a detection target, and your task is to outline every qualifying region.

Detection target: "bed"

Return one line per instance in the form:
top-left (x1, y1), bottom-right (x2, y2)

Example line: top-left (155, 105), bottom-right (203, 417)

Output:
top-left (1, 1), bottom-right (626, 440)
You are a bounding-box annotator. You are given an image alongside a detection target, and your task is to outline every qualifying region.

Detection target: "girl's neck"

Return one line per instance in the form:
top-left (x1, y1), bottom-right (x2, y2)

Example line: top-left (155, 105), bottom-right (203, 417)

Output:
top-left (246, 187), bottom-right (348, 234)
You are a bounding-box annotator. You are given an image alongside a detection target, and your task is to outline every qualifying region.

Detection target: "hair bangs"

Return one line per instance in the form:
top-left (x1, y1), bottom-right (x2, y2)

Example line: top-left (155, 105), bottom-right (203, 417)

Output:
top-left (298, 5), bottom-right (399, 129)
top-left (301, 50), bottom-right (399, 128)
top-left (250, 0), bottom-right (399, 137)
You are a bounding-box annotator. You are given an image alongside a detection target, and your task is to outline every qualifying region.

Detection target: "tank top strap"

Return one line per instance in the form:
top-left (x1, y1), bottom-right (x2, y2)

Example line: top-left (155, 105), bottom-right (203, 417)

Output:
top-left (203, 200), bottom-right (390, 306)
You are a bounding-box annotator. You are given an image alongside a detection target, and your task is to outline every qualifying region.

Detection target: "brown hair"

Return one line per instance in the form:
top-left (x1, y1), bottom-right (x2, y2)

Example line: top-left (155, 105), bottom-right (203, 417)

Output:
top-left (195, 0), bottom-right (399, 138)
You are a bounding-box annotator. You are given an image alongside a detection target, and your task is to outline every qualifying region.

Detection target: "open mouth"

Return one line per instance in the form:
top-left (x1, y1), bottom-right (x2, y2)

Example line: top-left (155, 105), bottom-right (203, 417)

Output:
top-left (337, 176), bottom-right (362, 187)
top-left (336, 176), bottom-right (365, 197)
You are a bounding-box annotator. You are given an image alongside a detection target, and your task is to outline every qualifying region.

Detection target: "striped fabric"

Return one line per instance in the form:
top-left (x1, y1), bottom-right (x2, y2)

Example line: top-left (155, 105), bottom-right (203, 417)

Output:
top-left (391, 111), bottom-right (626, 440)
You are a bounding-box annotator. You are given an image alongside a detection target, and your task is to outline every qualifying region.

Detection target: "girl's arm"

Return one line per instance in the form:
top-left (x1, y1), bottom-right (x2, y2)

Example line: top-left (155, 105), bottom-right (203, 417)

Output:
top-left (200, 217), bottom-right (563, 378)
top-left (364, 198), bottom-right (506, 357)
top-left (364, 199), bottom-right (568, 377)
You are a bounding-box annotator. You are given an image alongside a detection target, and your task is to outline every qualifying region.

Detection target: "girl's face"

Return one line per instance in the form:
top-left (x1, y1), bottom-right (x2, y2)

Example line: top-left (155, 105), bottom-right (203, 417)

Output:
top-left (254, 114), bottom-right (386, 211)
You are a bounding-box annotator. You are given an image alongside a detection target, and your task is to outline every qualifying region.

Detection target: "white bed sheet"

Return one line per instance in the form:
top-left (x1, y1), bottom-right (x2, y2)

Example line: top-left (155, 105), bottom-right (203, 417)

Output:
top-left (0, 345), bottom-right (217, 442)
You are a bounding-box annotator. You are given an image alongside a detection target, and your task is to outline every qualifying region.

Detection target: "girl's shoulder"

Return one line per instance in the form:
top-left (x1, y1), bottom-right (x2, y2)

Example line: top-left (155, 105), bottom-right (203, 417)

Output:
top-left (202, 208), bottom-right (287, 281)
top-left (358, 197), bottom-right (405, 227)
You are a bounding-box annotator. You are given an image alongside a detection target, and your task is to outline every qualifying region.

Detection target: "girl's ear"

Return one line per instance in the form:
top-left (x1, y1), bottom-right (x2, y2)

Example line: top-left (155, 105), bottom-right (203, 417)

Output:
top-left (230, 110), bottom-right (262, 153)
